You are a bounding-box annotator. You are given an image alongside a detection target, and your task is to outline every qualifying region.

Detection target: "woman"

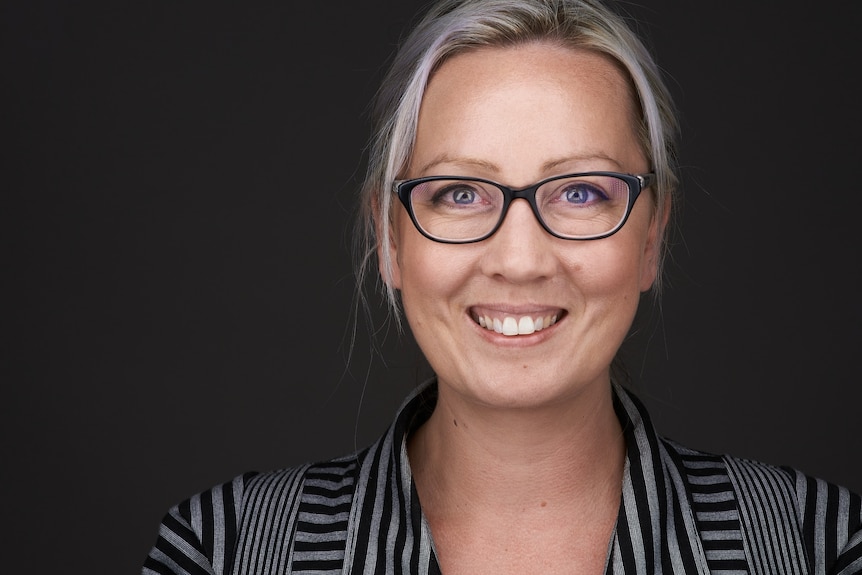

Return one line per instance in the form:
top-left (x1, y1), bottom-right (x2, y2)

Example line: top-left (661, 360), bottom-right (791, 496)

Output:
top-left (143, 0), bottom-right (862, 573)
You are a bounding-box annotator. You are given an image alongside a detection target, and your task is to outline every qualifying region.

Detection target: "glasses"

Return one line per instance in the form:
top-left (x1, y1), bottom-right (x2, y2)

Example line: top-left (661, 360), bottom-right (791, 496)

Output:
top-left (394, 171), bottom-right (655, 244)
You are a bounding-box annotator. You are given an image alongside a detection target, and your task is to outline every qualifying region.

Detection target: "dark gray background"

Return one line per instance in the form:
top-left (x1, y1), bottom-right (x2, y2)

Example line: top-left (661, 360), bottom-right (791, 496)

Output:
top-left (3, 1), bottom-right (860, 573)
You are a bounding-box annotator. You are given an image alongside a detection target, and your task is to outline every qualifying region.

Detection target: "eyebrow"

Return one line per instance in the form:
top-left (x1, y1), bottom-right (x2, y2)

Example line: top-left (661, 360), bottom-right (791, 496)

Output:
top-left (415, 153), bottom-right (624, 175)
top-left (415, 155), bottom-right (497, 174)
top-left (543, 154), bottom-right (623, 172)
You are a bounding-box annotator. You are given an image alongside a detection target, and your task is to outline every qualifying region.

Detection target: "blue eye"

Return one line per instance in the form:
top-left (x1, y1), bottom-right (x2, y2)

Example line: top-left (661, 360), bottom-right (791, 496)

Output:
top-left (563, 183), bottom-right (607, 205)
top-left (451, 187), bottom-right (477, 204)
top-left (429, 183), bottom-right (488, 208)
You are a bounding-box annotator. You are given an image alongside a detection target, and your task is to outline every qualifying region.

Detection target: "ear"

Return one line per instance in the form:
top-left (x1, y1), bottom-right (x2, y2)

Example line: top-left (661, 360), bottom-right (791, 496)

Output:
top-left (639, 194), bottom-right (670, 292)
top-left (374, 197), bottom-right (403, 290)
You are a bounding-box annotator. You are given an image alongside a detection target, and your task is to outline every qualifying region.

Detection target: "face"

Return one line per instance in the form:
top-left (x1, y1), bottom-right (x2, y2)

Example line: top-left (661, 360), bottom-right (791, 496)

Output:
top-left (383, 43), bottom-right (664, 409)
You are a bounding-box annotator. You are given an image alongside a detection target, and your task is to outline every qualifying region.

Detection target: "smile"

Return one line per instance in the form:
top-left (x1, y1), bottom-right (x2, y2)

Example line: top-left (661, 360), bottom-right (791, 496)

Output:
top-left (474, 312), bottom-right (559, 336)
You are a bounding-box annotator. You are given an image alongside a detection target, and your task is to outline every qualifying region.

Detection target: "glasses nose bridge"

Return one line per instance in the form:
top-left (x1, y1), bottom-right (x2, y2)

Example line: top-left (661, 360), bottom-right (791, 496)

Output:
top-left (501, 181), bottom-right (544, 225)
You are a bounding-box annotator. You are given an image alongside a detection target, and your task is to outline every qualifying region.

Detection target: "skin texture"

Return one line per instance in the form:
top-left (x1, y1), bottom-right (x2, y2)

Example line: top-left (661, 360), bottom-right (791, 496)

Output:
top-left (383, 43), bottom-right (666, 574)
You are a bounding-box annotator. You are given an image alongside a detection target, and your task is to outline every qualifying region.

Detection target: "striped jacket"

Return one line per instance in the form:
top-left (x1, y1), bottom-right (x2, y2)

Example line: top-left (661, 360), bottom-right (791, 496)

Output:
top-left (143, 381), bottom-right (862, 574)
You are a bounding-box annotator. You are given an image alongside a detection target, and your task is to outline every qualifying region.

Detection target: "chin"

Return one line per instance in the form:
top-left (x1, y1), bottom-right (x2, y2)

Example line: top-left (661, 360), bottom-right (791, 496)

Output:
top-left (450, 371), bottom-right (606, 411)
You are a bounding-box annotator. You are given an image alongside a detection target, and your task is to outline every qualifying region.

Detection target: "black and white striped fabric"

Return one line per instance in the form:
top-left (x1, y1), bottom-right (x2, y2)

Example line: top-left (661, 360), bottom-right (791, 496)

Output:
top-left (143, 381), bottom-right (862, 574)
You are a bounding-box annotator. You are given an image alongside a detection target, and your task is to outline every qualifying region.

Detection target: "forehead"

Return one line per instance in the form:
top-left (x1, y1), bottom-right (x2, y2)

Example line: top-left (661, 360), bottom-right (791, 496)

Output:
top-left (411, 43), bottom-right (644, 179)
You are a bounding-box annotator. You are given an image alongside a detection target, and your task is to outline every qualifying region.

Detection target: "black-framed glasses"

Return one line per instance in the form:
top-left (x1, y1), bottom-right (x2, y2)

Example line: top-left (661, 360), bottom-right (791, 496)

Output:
top-left (394, 171), bottom-right (655, 244)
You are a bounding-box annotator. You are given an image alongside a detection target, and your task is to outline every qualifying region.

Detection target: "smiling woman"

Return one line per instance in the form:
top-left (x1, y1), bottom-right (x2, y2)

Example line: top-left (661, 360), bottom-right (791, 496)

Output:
top-left (386, 46), bottom-right (660, 434)
top-left (141, 1), bottom-right (862, 574)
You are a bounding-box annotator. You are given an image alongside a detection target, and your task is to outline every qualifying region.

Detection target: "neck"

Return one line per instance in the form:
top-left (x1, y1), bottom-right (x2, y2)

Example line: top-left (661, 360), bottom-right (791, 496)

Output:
top-left (407, 382), bottom-right (626, 519)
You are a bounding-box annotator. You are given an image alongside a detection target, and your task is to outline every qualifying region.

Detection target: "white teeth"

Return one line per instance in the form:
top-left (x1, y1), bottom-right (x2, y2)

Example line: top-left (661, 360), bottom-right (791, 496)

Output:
top-left (476, 313), bottom-right (558, 336)
top-left (502, 317), bottom-right (518, 335)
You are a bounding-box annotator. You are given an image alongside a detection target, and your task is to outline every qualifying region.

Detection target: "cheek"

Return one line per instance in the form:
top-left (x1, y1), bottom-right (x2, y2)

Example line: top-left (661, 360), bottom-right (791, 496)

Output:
top-left (559, 234), bottom-right (650, 325)
top-left (391, 218), bottom-right (469, 307)
top-left (570, 239), bottom-right (644, 293)
top-left (401, 241), bottom-right (462, 294)
top-left (616, 201), bottom-right (662, 294)
top-left (577, 245), bottom-right (644, 346)
top-left (397, 240), bottom-right (474, 344)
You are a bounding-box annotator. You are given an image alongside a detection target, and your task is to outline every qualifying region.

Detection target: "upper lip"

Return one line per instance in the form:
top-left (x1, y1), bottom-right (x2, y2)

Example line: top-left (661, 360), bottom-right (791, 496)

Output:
top-left (470, 305), bottom-right (563, 317)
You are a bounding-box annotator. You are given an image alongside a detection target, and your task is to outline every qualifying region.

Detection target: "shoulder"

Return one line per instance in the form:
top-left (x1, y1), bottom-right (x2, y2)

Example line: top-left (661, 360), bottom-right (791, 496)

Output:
top-left (661, 438), bottom-right (862, 574)
top-left (725, 455), bottom-right (862, 574)
top-left (142, 454), bottom-right (363, 575)
top-left (659, 435), bottom-right (862, 517)
top-left (719, 452), bottom-right (862, 528)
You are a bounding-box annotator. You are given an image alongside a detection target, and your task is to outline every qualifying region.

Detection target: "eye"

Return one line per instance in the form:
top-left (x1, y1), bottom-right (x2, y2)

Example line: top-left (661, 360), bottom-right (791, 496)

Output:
top-left (409, 179), bottom-right (501, 217)
top-left (428, 182), bottom-right (491, 208)
top-left (449, 186), bottom-right (478, 205)
top-left (560, 182), bottom-right (608, 205)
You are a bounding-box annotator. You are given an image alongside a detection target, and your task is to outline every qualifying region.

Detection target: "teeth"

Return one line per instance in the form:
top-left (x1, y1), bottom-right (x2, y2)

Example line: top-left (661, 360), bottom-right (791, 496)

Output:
top-left (502, 317), bottom-right (518, 335)
top-left (476, 313), bottom-right (557, 336)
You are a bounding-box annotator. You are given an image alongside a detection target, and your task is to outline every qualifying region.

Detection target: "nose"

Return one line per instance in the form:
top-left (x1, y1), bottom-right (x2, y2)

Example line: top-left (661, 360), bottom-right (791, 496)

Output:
top-left (479, 198), bottom-right (557, 282)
